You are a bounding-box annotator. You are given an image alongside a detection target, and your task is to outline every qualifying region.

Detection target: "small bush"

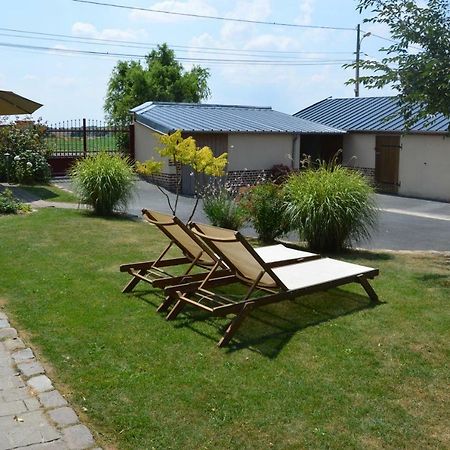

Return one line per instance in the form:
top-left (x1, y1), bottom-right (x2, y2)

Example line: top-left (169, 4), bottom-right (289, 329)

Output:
top-left (70, 152), bottom-right (135, 215)
top-left (284, 162), bottom-right (377, 252)
top-left (202, 186), bottom-right (247, 230)
top-left (0, 119), bottom-right (51, 183)
top-left (10, 150), bottom-right (51, 184)
top-left (0, 189), bottom-right (30, 214)
top-left (242, 183), bottom-right (290, 243)
top-left (270, 164), bottom-right (291, 184)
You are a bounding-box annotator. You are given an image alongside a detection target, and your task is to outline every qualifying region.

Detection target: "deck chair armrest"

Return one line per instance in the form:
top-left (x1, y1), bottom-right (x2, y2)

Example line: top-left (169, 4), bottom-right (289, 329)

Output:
top-left (266, 254), bottom-right (321, 268)
top-left (119, 257), bottom-right (191, 272)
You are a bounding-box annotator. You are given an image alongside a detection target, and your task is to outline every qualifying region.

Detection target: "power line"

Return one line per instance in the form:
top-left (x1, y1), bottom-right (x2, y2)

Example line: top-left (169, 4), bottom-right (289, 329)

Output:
top-left (0, 28), bottom-right (355, 59)
top-left (0, 27), bottom-right (354, 55)
top-left (0, 41), bottom-right (352, 65)
top-left (361, 29), bottom-right (422, 51)
top-left (73, 0), bottom-right (356, 31)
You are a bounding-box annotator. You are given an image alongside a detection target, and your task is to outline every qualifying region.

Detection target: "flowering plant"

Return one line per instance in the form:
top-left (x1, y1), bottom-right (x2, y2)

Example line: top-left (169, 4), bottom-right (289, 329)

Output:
top-left (0, 118), bottom-right (50, 183)
top-left (8, 149), bottom-right (50, 184)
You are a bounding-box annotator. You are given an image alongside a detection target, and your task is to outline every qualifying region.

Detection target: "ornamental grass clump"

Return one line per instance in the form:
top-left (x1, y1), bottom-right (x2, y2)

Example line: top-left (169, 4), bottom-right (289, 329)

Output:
top-left (284, 162), bottom-right (377, 252)
top-left (202, 184), bottom-right (247, 230)
top-left (242, 183), bottom-right (290, 243)
top-left (70, 152), bottom-right (135, 216)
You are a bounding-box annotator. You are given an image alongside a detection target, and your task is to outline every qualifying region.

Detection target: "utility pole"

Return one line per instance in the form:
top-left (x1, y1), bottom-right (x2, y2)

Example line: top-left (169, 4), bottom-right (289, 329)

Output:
top-left (355, 23), bottom-right (361, 97)
top-left (355, 25), bottom-right (371, 98)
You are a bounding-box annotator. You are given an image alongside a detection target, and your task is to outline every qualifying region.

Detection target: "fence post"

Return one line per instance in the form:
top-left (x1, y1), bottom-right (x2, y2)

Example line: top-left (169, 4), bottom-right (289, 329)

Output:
top-left (83, 118), bottom-right (87, 157)
top-left (129, 123), bottom-right (135, 161)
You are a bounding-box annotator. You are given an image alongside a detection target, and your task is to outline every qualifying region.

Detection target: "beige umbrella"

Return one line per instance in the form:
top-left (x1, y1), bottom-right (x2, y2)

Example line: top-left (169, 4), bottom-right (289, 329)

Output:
top-left (0, 90), bottom-right (42, 115)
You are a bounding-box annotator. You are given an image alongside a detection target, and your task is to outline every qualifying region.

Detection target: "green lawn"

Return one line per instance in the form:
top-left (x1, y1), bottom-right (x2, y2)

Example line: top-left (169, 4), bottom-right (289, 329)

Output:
top-left (18, 184), bottom-right (78, 203)
top-left (46, 135), bottom-right (120, 154)
top-left (0, 208), bottom-right (448, 449)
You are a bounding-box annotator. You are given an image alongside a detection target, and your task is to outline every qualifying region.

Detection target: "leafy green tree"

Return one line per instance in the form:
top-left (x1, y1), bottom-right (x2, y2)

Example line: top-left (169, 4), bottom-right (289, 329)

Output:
top-left (104, 44), bottom-right (210, 126)
top-left (347, 0), bottom-right (450, 127)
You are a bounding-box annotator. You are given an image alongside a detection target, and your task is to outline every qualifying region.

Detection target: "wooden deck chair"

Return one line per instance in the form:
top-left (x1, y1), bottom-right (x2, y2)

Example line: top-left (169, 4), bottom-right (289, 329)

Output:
top-left (165, 222), bottom-right (380, 347)
top-left (119, 209), bottom-right (232, 311)
top-left (120, 212), bottom-right (319, 312)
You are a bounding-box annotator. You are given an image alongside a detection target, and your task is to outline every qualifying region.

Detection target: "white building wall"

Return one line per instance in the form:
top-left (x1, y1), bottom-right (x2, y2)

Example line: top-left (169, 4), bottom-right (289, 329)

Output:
top-left (134, 122), bottom-right (173, 173)
top-left (399, 134), bottom-right (450, 202)
top-left (342, 133), bottom-right (376, 168)
top-left (228, 133), bottom-right (294, 171)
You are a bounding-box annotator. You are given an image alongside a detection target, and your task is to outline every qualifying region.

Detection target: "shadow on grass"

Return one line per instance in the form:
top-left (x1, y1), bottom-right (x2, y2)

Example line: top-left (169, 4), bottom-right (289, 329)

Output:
top-left (336, 248), bottom-right (394, 262)
top-left (19, 186), bottom-right (59, 201)
top-left (131, 286), bottom-right (383, 359)
top-left (78, 210), bottom-right (139, 222)
top-left (415, 272), bottom-right (449, 287)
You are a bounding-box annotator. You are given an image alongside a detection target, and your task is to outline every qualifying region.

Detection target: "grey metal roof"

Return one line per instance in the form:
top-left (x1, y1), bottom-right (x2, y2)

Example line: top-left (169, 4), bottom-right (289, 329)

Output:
top-left (132, 102), bottom-right (345, 134)
top-left (294, 96), bottom-right (449, 134)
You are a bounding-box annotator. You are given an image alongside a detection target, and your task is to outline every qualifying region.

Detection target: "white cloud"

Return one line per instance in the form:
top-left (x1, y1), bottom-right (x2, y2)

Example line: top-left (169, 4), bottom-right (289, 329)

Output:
top-left (72, 22), bottom-right (147, 41)
top-left (225, 0), bottom-right (271, 21)
top-left (295, 0), bottom-right (315, 26)
top-left (187, 1), bottom-right (319, 94)
top-left (243, 34), bottom-right (297, 52)
top-left (220, 0), bottom-right (271, 42)
top-left (129, 0), bottom-right (217, 23)
top-left (23, 74), bottom-right (38, 81)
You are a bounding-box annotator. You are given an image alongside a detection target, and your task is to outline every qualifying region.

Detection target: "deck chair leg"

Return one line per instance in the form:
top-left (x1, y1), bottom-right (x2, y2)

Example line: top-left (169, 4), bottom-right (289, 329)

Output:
top-left (157, 295), bottom-right (174, 313)
top-left (218, 302), bottom-right (255, 348)
top-left (166, 300), bottom-right (186, 321)
top-left (358, 277), bottom-right (379, 303)
top-left (122, 269), bottom-right (147, 293)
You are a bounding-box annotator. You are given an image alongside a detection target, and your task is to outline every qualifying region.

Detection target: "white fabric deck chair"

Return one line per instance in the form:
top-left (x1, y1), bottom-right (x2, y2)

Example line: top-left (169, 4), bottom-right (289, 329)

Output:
top-left (120, 210), bottom-right (318, 312)
top-left (165, 222), bottom-right (379, 347)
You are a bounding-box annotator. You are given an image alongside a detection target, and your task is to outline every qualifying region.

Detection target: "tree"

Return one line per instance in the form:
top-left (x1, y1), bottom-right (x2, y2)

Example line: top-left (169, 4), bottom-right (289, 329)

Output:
top-left (347, 0), bottom-right (450, 127)
top-left (135, 130), bottom-right (227, 221)
top-left (104, 44), bottom-right (210, 126)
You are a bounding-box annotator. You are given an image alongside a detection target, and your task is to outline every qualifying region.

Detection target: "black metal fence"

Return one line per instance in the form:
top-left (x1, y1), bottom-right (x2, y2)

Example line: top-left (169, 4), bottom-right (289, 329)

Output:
top-left (45, 118), bottom-right (133, 157)
top-left (45, 119), bottom-right (135, 176)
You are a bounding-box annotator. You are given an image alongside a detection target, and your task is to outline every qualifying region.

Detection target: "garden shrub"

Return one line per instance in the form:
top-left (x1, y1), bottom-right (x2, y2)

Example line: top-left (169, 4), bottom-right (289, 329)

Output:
top-left (242, 183), bottom-right (290, 243)
top-left (202, 183), bottom-right (247, 230)
top-left (0, 189), bottom-right (30, 214)
top-left (284, 162), bottom-right (377, 252)
top-left (270, 164), bottom-right (291, 184)
top-left (0, 119), bottom-right (51, 183)
top-left (70, 152), bottom-right (135, 215)
top-left (10, 150), bottom-right (51, 183)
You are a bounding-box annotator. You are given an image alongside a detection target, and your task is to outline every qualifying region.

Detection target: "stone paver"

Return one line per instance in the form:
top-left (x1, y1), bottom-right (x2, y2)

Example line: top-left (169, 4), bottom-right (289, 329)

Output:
top-left (17, 360), bottom-right (45, 378)
top-left (27, 374), bottom-right (54, 393)
top-left (49, 407), bottom-right (79, 427)
top-left (0, 411), bottom-right (60, 450)
top-left (0, 316), bottom-right (98, 450)
top-left (12, 347), bottom-right (34, 363)
top-left (4, 337), bottom-right (26, 352)
top-left (38, 390), bottom-right (68, 409)
top-left (0, 328), bottom-right (18, 341)
top-left (62, 425), bottom-right (95, 450)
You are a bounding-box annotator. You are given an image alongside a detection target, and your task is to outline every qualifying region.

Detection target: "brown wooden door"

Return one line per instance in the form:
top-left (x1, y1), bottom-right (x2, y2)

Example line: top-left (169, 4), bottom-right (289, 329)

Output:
top-left (375, 135), bottom-right (400, 193)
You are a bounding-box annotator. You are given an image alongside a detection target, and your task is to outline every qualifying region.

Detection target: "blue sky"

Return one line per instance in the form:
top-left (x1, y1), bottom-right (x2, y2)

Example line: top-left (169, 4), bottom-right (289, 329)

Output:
top-left (1, 0), bottom-right (394, 123)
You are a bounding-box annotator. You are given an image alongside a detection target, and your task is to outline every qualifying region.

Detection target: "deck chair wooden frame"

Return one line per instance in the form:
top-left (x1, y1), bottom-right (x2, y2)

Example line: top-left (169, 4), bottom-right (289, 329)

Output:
top-left (165, 223), bottom-right (380, 347)
top-left (119, 209), bottom-right (229, 311)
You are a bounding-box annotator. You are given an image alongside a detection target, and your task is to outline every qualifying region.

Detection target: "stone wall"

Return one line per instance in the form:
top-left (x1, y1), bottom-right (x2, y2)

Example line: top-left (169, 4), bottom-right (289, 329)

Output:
top-left (343, 166), bottom-right (375, 185)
